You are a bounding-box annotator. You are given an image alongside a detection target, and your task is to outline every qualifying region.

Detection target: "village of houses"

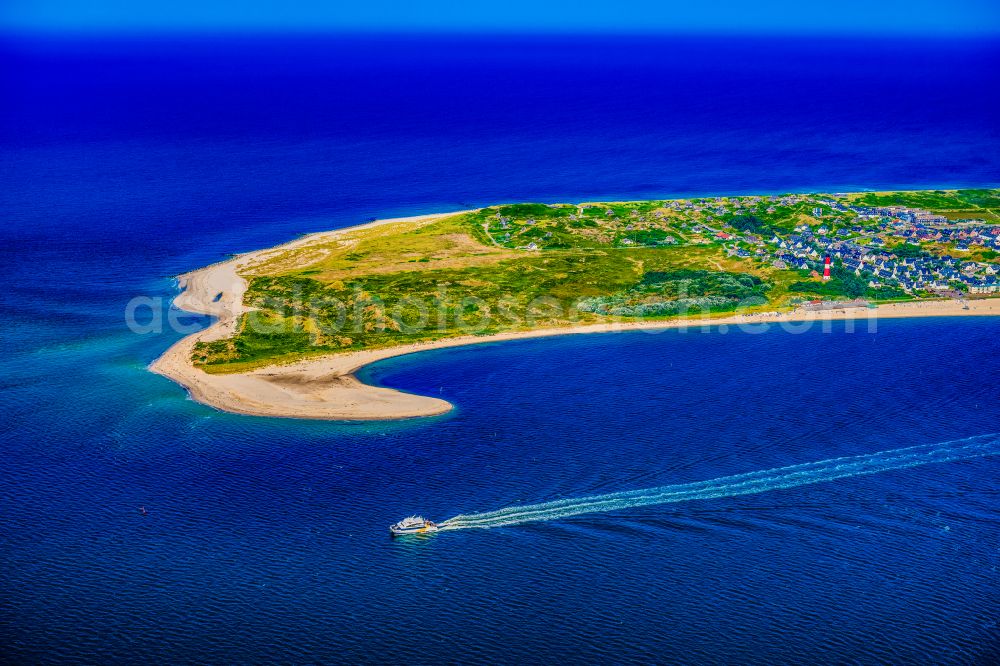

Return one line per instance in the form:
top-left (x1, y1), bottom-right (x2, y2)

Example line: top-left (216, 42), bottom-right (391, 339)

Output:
top-left (485, 191), bottom-right (1000, 296)
top-left (717, 196), bottom-right (1000, 295)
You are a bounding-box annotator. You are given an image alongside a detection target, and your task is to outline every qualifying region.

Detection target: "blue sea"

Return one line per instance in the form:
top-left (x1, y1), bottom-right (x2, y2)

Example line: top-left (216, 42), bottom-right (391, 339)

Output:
top-left (1, 35), bottom-right (999, 663)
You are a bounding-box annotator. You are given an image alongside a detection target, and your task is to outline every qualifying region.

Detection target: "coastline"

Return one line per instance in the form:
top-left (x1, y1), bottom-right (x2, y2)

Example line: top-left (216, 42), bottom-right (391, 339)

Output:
top-left (149, 211), bottom-right (473, 420)
top-left (151, 213), bottom-right (1000, 421)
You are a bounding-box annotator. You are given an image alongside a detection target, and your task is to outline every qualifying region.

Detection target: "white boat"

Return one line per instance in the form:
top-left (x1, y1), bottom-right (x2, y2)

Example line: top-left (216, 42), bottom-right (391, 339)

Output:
top-left (390, 515), bottom-right (439, 536)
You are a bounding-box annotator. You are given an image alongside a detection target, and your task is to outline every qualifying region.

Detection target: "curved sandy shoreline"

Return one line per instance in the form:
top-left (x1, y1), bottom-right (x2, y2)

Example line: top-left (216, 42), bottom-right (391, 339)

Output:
top-left (150, 212), bottom-right (467, 420)
top-left (150, 212), bottom-right (1000, 421)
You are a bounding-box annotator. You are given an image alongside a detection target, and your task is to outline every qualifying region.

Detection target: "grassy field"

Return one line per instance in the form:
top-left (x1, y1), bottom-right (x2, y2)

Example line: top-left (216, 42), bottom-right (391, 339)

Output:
top-left (845, 189), bottom-right (1000, 211)
top-left (192, 189), bottom-right (999, 372)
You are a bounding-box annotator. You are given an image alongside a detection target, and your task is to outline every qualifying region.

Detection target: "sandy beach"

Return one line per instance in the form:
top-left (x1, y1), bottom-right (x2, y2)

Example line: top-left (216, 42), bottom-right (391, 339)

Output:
top-left (151, 213), bottom-right (1000, 421)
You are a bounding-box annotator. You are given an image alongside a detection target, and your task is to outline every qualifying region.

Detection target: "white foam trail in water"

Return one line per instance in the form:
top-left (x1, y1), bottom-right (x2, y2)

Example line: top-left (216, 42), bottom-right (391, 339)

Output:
top-left (439, 434), bottom-right (1000, 530)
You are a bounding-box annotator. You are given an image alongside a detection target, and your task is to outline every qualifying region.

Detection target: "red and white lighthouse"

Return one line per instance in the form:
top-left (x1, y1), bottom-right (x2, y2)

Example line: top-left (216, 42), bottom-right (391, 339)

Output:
top-left (822, 256), bottom-right (832, 281)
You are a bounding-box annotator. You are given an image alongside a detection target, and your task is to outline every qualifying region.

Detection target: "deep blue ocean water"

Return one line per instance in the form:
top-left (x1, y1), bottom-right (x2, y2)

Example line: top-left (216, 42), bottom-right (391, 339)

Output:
top-left (1, 35), bottom-right (999, 663)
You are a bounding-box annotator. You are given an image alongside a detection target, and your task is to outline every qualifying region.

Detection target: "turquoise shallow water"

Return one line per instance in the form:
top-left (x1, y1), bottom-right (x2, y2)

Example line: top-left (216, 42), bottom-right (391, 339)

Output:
top-left (2, 35), bottom-right (999, 663)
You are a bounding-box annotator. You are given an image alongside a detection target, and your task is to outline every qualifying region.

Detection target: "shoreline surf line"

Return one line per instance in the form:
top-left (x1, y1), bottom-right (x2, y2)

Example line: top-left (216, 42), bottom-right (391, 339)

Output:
top-left (438, 433), bottom-right (1000, 530)
top-left (150, 210), bottom-right (1000, 421)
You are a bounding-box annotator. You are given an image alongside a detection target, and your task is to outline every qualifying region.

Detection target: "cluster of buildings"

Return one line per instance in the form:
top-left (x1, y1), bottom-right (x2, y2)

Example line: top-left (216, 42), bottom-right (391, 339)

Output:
top-left (743, 205), bottom-right (1000, 294)
top-left (486, 196), bottom-right (1000, 296)
top-left (835, 203), bottom-right (949, 225)
top-left (660, 194), bottom-right (807, 218)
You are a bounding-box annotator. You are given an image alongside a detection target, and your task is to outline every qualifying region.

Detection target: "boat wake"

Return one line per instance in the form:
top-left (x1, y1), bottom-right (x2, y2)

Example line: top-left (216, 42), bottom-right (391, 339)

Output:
top-left (439, 433), bottom-right (1000, 531)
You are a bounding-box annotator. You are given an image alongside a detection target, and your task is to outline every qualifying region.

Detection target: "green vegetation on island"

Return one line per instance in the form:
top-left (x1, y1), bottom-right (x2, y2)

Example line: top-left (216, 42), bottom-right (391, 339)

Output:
top-left (192, 189), bottom-right (1000, 372)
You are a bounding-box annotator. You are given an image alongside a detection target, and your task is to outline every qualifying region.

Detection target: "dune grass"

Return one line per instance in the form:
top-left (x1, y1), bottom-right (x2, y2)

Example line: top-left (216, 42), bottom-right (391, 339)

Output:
top-left (192, 190), bottom-right (998, 372)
